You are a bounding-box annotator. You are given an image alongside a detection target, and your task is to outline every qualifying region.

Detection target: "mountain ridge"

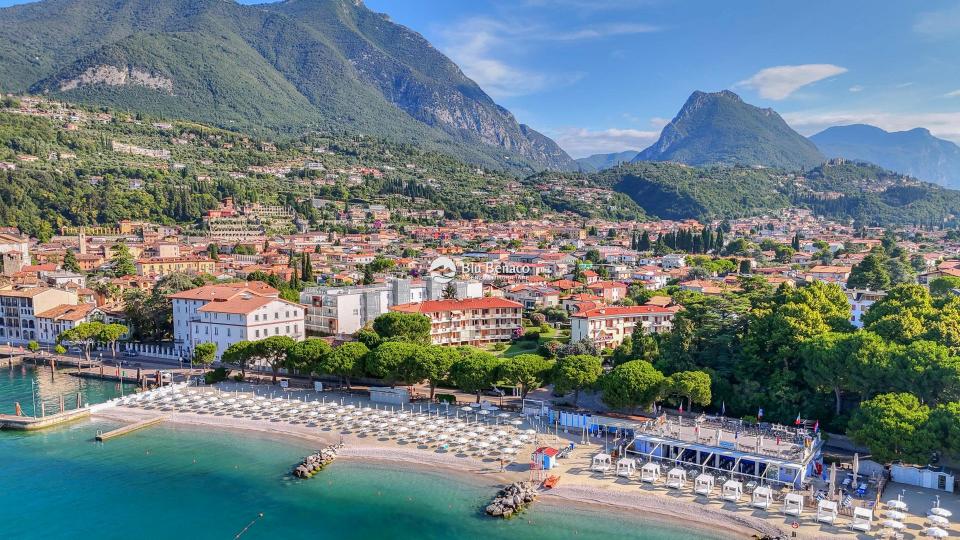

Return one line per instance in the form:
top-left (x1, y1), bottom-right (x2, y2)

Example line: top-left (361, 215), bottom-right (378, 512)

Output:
top-left (0, 0), bottom-right (575, 172)
top-left (811, 123), bottom-right (960, 189)
top-left (633, 90), bottom-right (825, 170)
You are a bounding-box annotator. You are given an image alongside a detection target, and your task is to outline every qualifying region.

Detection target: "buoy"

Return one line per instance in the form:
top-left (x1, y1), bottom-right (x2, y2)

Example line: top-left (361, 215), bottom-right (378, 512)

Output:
top-left (791, 521), bottom-right (799, 529)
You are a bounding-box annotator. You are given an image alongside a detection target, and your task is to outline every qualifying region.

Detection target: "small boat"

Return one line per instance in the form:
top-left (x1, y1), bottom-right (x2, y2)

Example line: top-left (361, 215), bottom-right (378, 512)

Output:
top-left (543, 475), bottom-right (561, 489)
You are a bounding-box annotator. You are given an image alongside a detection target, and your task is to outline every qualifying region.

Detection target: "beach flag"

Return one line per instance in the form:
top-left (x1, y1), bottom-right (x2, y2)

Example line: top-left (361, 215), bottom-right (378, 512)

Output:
top-left (794, 412), bottom-right (802, 425)
top-left (757, 407), bottom-right (764, 420)
top-left (678, 403), bottom-right (683, 414)
top-left (813, 420), bottom-right (820, 433)
top-left (721, 401), bottom-right (726, 416)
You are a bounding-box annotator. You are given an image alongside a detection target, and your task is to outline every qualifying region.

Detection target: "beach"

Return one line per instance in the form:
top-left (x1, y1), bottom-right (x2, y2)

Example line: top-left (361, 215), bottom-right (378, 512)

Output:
top-left (92, 385), bottom-right (796, 539)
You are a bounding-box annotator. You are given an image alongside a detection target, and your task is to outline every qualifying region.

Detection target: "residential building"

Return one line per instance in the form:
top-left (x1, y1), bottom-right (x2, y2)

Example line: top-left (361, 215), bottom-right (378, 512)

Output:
top-left (807, 265), bottom-right (852, 284)
top-left (170, 282), bottom-right (304, 358)
top-left (300, 277), bottom-right (481, 336)
top-left (0, 288), bottom-right (78, 344)
top-left (136, 255), bottom-right (216, 277)
top-left (846, 289), bottom-right (886, 328)
top-left (389, 297), bottom-right (523, 347)
top-left (570, 305), bottom-right (680, 349)
top-left (35, 303), bottom-right (99, 344)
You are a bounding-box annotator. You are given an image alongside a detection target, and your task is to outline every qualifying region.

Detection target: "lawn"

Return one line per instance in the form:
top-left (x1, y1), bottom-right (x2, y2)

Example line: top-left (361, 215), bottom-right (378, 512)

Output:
top-left (490, 325), bottom-right (569, 358)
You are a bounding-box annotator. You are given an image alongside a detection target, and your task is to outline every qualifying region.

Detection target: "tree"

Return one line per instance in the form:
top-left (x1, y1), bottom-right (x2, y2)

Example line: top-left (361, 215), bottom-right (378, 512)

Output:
top-left (848, 393), bottom-right (934, 464)
top-left (207, 243), bottom-right (220, 261)
top-left (411, 345), bottom-right (457, 399)
top-left (601, 360), bottom-right (665, 411)
top-left (286, 338), bottom-right (331, 382)
top-left (58, 321), bottom-right (107, 363)
top-left (449, 348), bottom-right (499, 403)
top-left (925, 403), bottom-right (960, 460)
top-left (847, 251), bottom-right (891, 290)
top-left (192, 342), bottom-right (217, 373)
top-left (252, 336), bottom-right (296, 383)
top-left (500, 354), bottom-right (552, 399)
top-left (441, 282), bottom-right (458, 300)
top-left (110, 242), bottom-right (136, 277)
top-left (222, 341), bottom-right (255, 379)
top-left (801, 332), bottom-right (854, 416)
top-left (100, 323), bottom-right (128, 357)
top-left (889, 340), bottom-right (960, 405)
top-left (62, 249), bottom-right (81, 273)
top-left (552, 354), bottom-right (602, 406)
top-left (27, 341), bottom-right (39, 353)
top-left (664, 371), bottom-right (712, 410)
top-left (930, 276), bottom-right (960, 297)
top-left (323, 342), bottom-right (369, 389)
top-left (371, 312), bottom-right (431, 344)
top-left (364, 341), bottom-right (421, 386)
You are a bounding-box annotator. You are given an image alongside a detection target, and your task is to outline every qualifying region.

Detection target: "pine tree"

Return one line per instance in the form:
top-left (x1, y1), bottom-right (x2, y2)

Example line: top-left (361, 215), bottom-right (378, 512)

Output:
top-left (62, 249), bottom-right (82, 273)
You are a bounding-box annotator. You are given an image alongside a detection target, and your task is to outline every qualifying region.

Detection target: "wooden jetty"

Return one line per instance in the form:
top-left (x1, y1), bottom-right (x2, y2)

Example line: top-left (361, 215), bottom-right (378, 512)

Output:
top-left (95, 417), bottom-right (165, 441)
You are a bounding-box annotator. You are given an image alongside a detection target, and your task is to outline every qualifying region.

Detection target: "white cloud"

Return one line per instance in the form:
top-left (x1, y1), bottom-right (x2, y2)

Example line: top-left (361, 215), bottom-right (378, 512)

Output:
top-left (783, 110), bottom-right (960, 144)
top-left (736, 64), bottom-right (848, 100)
top-left (945, 89), bottom-right (960, 98)
top-left (549, 127), bottom-right (660, 158)
top-left (914, 4), bottom-right (960, 38)
top-left (848, 85), bottom-right (864, 93)
top-left (438, 17), bottom-right (655, 98)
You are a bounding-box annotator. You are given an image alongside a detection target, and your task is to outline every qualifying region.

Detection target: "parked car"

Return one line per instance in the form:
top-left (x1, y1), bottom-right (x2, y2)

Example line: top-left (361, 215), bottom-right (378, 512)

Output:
top-left (122, 350), bottom-right (140, 357)
top-left (483, 387), bottom-right (506, 397)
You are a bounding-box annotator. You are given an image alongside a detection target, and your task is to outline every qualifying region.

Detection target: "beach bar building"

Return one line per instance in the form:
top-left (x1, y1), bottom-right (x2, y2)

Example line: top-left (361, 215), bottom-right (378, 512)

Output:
top-left (623, 414), bottom-right (823, 490)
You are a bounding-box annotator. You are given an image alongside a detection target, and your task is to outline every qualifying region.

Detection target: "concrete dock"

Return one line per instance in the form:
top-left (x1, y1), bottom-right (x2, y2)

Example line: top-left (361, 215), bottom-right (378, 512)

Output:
top-left (95, 417), bottom-right (164, 441)
top-left (0, 408), bottom-right (91, 430)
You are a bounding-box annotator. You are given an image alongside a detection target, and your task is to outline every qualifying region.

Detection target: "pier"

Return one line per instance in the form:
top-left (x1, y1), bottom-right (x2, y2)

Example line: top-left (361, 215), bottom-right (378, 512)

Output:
top-left (95, 417), bottom-right (165, 441)
top-left (0, 408), bottom-right (91, 430)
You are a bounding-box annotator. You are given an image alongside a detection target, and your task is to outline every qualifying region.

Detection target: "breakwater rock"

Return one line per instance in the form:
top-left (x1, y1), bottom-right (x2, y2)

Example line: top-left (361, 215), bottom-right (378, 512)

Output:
top-left (485, 481), bottom-right (538, 518)
top-left (292, 444), bottom-right (340, 479)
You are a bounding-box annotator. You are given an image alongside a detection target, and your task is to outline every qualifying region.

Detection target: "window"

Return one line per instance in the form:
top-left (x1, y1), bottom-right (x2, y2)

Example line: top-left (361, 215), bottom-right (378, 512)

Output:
top-left (285, 325), bottom-right (290, 333)
top-left (255, 329), bottom-right (260, 338)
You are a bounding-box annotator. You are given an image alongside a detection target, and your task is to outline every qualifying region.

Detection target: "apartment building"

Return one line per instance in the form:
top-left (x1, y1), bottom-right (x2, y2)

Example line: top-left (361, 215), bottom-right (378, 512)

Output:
top-left (136, 256), bottom-right (216, 277)
top-left (0, 288), bottom-right (78, 344)
top-left (846, 288), bottom-right (886, 328)
top-left (170, 282), bottom-right (304, 358)
top-left (300, 277), bottom-right (482, 336)
top-left (35, 303), bottom-right (99, 344)
top-left (389, 297), bottom-right (523, 347)
top-left (570, 305), bottom-right (680, 349)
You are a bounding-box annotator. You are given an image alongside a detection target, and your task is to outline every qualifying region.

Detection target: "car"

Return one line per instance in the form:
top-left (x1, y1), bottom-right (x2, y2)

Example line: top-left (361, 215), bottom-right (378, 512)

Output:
top-left (483, 387), bottom-right (506, 397)
top-left (122, 350), bottom-right (140, 357)
top-left (69, 346), bottom-right (83, 354)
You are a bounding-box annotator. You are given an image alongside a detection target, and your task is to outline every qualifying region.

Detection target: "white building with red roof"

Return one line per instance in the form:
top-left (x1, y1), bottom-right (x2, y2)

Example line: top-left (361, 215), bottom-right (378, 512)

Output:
top-left (170, 282), bottom-right (304, 359)
top-left (390, 297), bottom-right (522, 347)
top-left (570, 305), bottom-right (680, 349)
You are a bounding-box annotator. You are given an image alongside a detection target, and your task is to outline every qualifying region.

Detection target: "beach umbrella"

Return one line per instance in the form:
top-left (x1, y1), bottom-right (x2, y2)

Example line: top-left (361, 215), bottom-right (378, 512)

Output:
top-left (478, 441), bottom-right (490, 448)
top-left (438, 434), bottom-right (449, 441)
top-left (496, 429), bottom-right (509, 437)
top-left (887, 498), bottom-right (908, 510)
top-left (930, 507), bottom-right (953, 518)
top-left (500, 447), bottom-right (515, 454)
top-left (510, 420), bottom-right (523, 426)
top-left (524, 429), bottom-right (536, 435)
top-left (885, 510), bottom-right (906, 520)
top-left (928, 514), bottom-right (950, 527)
top-left (479, 410), bottom-right (490, 416)
top-left (461, 406), bottom-right (473, 412)
top-left (925, 527), bottom-right (949, 538)
top-left (881, 520), bottom-right (905, 530)
top-left (852, 453), bottom-right (860, 487)
top-left (510, 439), bottom-right (525, 447)
top-left (828, 462), bottom-right (837, 497)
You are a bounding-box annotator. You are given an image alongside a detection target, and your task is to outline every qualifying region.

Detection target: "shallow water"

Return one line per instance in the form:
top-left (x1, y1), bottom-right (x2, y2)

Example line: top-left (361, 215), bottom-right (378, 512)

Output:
top-left (0, 368), bottom-right (729, 540)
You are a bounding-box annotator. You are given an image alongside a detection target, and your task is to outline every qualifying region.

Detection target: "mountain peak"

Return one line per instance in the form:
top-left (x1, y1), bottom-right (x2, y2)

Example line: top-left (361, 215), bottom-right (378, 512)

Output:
top-left (634, 89), bottom-right (823, 170)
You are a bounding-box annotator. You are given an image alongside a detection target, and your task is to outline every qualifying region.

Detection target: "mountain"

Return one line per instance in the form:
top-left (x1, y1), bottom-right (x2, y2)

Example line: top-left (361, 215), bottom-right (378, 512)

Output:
top-left (575, 150), bottom-right (640, 172)
top-left (810, 124), bottom-right (960, 189)
top-left (633, 90), bottom-right (825, 170)
top-left (0, 0), bottom-right (575, 172)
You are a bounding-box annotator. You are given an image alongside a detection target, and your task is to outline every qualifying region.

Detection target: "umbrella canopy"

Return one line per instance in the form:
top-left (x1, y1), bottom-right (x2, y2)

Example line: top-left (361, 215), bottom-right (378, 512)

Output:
top-left (928, 514), bottom-right (950, 527)
top-left (881, 519), bottom-right (904, 530)
top-left (931, 507), bottom-right (953, 518)
top-left (885, 510), bottom-right (906, 520)
top-left (887, 500), bottom-right (908, 510)
top-left (510, 420), bottom-right (523, 426)
top-left (925, 527), bottom-right (949, 538)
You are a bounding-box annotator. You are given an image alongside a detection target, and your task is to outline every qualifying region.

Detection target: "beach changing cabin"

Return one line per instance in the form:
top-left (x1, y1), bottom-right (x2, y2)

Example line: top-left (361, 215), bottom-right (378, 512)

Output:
top-left (616, 458), bottom-right (636, 478)
top-left (850, 506), bottom-right (872, 532)
top-left (783, 492), bottom-right (804, 517)
top-left (817, 500), bottom-right (839, 525)
top-left (640, 462), bottom-right (661, 483)
top-left (694, 474), bottom-right (715, 496)
top-left (752, 486), bottom-right (773, 510)
top-left (666, 467), bottom-right (686, 489)
top-left (535, 447), bottom-right (559, 470)
top-left (722, 480), bottom-right (743, 502)
top-left (591, 453), bottom-right (612, 473)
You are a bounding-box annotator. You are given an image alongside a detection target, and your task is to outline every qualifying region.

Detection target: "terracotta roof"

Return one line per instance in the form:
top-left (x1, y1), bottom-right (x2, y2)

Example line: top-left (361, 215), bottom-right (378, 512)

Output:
top-left (573, 305), bottom-right (680, 319)
top-left (168, 282), bottom-right (278, 300)
top-left (35, 303), bottom-right (96, 321)
top-left (390, 297), bottom-right (523, 313)
top-left (197, 294), bottom-right (299, 315)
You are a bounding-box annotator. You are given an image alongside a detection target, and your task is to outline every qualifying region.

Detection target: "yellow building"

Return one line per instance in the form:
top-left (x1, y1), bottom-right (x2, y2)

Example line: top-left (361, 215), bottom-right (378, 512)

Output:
top-left (135, 256), bottom-right (216, 277)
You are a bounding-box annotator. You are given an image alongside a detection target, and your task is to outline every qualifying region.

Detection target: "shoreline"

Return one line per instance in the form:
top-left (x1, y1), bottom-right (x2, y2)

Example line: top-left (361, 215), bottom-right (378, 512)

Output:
top-left (92, 406), bottom-right (776, 539)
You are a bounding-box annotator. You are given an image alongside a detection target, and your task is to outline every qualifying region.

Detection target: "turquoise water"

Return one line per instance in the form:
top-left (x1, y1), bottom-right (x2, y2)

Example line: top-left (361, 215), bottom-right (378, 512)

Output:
top-left (0, 369), bottom-right (729, 540)
top-left (0, 363), bottom-right (135, 416)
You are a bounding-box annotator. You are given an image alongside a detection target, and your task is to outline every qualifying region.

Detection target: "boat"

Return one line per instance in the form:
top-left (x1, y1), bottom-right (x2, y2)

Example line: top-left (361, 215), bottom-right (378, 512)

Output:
top-left (543, 475), bottom-right (561, 489)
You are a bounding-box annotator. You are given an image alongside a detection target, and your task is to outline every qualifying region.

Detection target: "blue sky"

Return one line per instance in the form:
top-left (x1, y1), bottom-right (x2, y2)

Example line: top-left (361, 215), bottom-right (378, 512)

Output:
top-left (4, 0), bottom-right (960, 157)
